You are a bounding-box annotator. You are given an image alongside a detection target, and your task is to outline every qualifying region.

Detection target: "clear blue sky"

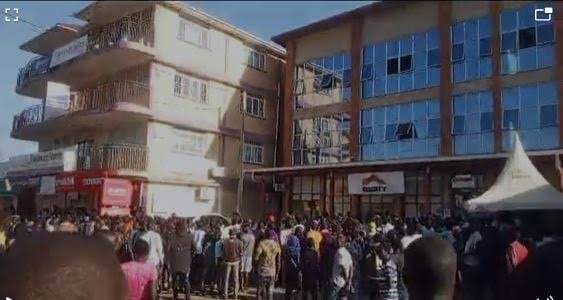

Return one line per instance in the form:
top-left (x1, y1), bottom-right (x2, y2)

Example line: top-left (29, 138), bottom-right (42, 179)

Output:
top-left (0, 1), bottom-right (369, 161)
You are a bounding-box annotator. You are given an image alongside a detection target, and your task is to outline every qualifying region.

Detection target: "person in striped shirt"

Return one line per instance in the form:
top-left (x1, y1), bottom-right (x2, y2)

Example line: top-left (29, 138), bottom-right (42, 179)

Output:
top-left (375, 242), bottom-right (400, 300)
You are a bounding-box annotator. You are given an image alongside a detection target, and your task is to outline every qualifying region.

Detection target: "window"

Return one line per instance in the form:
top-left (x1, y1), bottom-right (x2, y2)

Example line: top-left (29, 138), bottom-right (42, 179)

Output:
top-left (245, 94), bottom-right (265, 118)
top-left (500, 4), bottom-right (556, 74)
top-left (362, 27), bottom-right (440, 99)
top-left (501, 82), bottom-right (559, 151)
top-left (174, 73), bottom-right (208, 104)
top-left (361, 99), bottom-right (440, 161)
top-left (396, 122), bottom-right (417, 139)
top-left (451, 16), bottom-right (492, 83)
top-left (387, 58), bottom-right (399, 75)
top-left (518, 27), bottom-right (536, 49)
top-left (400, 55), bottom-right (412, 72)
top-left (243, 143), bottom-right (263, 164)
top-left (178, 18), bottom-right (209, 49)
top-left (246, 48), bottom-right (266, 70)
top-left (452, 91), bottom-right (494, 154)
top-left (452, 44), bottom-right (464, 61)
top-left (295, 53), bottom-right (351, 108)
top-left (293, 114), bottom-right (350, 165)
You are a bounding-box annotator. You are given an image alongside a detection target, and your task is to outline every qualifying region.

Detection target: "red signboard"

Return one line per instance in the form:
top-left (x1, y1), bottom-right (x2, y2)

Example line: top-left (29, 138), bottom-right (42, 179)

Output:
top-left (55, 170), bottom-right (113, 193)
top-left (100, 178), bottom-right (132, 208)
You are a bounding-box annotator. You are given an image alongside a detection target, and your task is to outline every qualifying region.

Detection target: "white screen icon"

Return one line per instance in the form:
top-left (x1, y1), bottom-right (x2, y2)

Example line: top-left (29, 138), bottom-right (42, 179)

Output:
top-left (535, 7), bottom-right (553, 22)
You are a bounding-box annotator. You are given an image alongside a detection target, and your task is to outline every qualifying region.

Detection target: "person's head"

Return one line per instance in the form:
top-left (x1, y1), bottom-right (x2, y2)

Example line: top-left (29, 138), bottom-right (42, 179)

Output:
top-left (0, 233), bottom-right (128, 300)
top-left (376, 241), bottom-right (393, 262)
top-left (336, 233), bottom-right (347, 248)
top-left (294, 225), bottom-right (303, 236)
top-left (229, 228), bottom-right (236, 238)
top-left (133, 239), bottom-right (150, 262)
top-left (306, 237), bottom-right (315, 249)
top-left (265, 228), bottom-right (275, 240)
top-left (404, 236), bottom-right (457, 300)
top-left (175, 220), bottom-right (186, 235)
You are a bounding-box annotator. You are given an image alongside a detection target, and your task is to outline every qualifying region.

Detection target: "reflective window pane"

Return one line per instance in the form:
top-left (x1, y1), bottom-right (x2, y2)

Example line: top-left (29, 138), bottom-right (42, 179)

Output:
top-left (503, 109), bottom-right (520, 129)
top-left (540, 104), bottom-right (557, 127)
top-left (501, 9), bottom-right (517, 32)
top-left (537, 23), bottom-right (554, 44)
top-left (501, 32), bottom-right (517, 52)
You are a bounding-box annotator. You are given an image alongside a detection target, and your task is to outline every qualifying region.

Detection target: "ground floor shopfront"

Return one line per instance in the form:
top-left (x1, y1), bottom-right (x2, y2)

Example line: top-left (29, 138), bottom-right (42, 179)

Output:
top-left (8, 170), bottom-right (142, 217)
top-left (250, 153), bottom-right (563, 220)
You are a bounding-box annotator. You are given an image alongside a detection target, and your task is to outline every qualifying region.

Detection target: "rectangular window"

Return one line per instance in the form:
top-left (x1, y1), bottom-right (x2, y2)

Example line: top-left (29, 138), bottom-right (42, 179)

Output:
top-left (320, 74), bottom-right (333, 90)
top-left (174, 73), bottom-right (208, 104)
top-left (385, 123), bottom-right (398, 141)
top-left (343, 69), bottom-right (352, 87)
top-left (501, 32), bottom-right (517, 52)
top-left (453, 115), bottom-right (465, 135)
top-left (246, 48), bottom-right (266, 70)
top-left (537, 23), bottom-right (554, 44)
top-left (427, 49), bottom-right (440, 67)
top-left (503, 109), bottom-right (519, 129)
top-left (387, 58), bottom-right (399, 75)
top-left (518, 27), bottom-right (536, 49)
top-left (400, 55), bottom-right (412, 72)
top-left (479, 38), bottom-right (491, 56)
top-left (178, 18), bottom-right (209, 49)
top-left (481, 112), bottom-right (493, 131)
top-left (245, 94), bottom-right (265, 118)
top-left (362, 64), bottom-right (373, 80)
top-left (243, 143), bottom-right (263, 164)
top-left (452, 44), bottom-right (464, 61)
top-left (427, 119), bottom-right (441, 138)
top-left (396, 122), bottom-right (416, 139)
top-left (540, 104), bottom-right (557, 127)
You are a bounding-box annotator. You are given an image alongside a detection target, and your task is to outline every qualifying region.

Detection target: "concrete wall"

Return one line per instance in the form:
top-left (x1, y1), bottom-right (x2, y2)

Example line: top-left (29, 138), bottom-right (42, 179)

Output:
top-left (153, 5), bottom-right (281, 92)
top-left (146, 121), bottom-right (217, 184)
top-left (295, 24), bottom-right (351, 64)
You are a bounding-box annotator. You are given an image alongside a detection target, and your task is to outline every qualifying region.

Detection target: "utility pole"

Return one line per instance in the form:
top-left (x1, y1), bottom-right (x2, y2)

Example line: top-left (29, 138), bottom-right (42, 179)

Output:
top-left (236, 89), bottom-right (246, 214)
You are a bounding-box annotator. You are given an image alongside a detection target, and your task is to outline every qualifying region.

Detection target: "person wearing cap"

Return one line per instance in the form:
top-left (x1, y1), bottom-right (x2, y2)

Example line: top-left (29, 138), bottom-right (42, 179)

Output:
top-left (222, 228), bottom-right (242, 299)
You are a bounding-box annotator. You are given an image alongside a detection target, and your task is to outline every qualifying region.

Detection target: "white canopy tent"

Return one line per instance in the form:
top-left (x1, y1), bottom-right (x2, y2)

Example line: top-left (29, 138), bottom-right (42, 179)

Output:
top-left (465, 134), bottom-right (563, 212)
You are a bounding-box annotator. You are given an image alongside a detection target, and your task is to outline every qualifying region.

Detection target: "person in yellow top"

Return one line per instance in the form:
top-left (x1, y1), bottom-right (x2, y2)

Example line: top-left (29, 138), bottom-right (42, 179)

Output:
top-left (306, 221), bottom-right (323, 253)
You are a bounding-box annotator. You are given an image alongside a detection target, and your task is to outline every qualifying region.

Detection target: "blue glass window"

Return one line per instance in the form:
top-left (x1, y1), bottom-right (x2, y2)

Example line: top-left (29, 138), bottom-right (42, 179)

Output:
top-left (452, 91), bottom-right (494, 154)
top-left (362, 28), bottom-right (440, 99)
top-left (502, 82), bottom-right (559, 151)
top-left (361, 99), bottom-right (440, 160)
top-left (451, 15), bottom-right (492, 83)
top-left (500, 4), bottom-right (556, 75)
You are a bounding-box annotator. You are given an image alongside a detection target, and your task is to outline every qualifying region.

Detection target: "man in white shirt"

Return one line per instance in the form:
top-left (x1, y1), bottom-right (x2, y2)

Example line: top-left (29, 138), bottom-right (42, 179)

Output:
top-left (327, 233), bottom-right (353, 299)
top-left (382, 217), bottom-right (395, 235)
top-left (139, 220), bottom-right (164, 269)
top-left (401, 223), bottom-right (422, 250)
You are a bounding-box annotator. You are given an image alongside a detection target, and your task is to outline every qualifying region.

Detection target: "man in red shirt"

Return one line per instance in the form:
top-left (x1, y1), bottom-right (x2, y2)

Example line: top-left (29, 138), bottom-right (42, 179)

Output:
top-left (121, 239), bottom-right (158, 300)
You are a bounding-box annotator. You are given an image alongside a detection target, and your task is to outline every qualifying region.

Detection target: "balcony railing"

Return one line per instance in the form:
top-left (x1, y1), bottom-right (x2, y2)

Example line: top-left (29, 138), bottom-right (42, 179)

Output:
top-left (87, 8), bottom-right (154, 51)
top-left (12, 104), bottom-right (44, 132)
top-left (70, 80), bottom-right (150, 112)
top-left (77, 143), bottom-right (147, 171)
top-left (16, 56), bottom-right (51, 89)
top-left (16, 8), bottom-right (154, 89)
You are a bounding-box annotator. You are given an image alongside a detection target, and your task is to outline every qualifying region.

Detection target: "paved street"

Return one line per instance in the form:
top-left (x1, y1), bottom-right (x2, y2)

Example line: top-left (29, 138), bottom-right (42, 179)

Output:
top-left (158, 287), bottom-right (287, 299)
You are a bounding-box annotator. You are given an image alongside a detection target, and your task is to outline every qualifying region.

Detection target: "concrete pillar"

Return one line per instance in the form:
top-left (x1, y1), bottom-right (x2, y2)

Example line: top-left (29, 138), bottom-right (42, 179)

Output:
top-left (349, 16), bottom-right (364, 161)
top-left (281, 41), bottom-right (296, 167)
top-left (490, 2), bottom-right (503, 152)
top-left (438, 2), bottom-right (453, 156)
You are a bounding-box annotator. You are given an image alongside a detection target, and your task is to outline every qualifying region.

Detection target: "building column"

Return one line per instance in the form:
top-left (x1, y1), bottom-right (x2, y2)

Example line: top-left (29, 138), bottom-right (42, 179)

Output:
top-left (281, 41), bottom-right (296, 167)
top-left (490, 2), bottom-right (503, 152)
top-left (438, 2), bottom-right (453, 156)
top-left (555, 2), bottom-right (563, 146)
top-left (350, 195), bottom-right (361, 219)
top-left (320, 173), bottom-right (327, 214)
top-left (329, 172), bottom-right (335, 215)
top-left (259, 180), bottom-right (266, 217)
top-left (423, 168), bottom-right (432, 215)
top-left (349, 16), bottom-right (364, 161)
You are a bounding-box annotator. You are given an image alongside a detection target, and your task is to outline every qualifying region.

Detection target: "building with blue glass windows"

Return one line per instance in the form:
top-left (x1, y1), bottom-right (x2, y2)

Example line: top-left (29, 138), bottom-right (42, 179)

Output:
top-left (248, 1), bottom-right (562, 219)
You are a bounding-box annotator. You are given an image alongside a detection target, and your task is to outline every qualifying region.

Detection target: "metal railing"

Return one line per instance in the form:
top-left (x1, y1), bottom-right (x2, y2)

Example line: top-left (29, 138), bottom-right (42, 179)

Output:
top-left (16, 8), bottom-right (154, 88)
top-left (70, 80), bottom-right (150, 112)
top-left (87, 8), bottom-right (154, 51)
top-left (12, 104), bottom-right (44, 132)
top-left (77, 143), bottom-right (147, 171)
top-left (16, 56), bottom-right (51, 88)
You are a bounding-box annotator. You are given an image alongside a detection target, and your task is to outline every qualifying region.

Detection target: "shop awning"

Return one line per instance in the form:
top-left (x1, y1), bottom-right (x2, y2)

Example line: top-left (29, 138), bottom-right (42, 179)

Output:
top-left (465, 134), bottom-right (563, 212)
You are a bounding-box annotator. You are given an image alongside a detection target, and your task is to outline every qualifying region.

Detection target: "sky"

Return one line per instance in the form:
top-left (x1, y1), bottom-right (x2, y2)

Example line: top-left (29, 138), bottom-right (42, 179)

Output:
top-left (0, 1), bottom-right (370, 161)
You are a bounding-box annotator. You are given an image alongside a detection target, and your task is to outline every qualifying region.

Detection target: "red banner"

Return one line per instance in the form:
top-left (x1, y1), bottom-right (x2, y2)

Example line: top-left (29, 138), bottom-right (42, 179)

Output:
top-left (100, 178), bottom-right (132, 208)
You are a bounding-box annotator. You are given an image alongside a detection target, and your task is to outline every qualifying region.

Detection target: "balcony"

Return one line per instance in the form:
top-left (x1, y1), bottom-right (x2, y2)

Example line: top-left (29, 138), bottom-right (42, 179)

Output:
top-left (71, 80), bottom-right (150, 113)
top-left (12, 104), bottom-right (44, 133)
top-left (77, 143), bottom-right (147, 172)
top-left (11, 79), bottom-right (151, 141)
top-left (15, 8), bottom-right (155, 98)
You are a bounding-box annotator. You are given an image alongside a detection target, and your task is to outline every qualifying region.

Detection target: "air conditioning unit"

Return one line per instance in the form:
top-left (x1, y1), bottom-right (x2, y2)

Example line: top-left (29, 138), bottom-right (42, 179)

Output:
top-left (274, 183), bottom-right (286, 192)
top-left (210, 167), bottom-right (226, 178)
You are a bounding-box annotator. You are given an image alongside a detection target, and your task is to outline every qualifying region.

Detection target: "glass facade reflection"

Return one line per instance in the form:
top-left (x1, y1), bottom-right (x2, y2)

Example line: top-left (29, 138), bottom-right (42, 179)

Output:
top-left (502, 81), bottom-right (559, 151)
top-left (451, 16), bottom-right (493, 82)
top-left (500, 3), bottom-right (555, 74)
top-left (452, 91), bottom-right (495, 154)
top-left (294, 53), bottom-right (352, 109)
top-left (361, 99), bottom-right (441, 160)
top-left (361, 28), bottom-right (440, 99)
top-left (293, 113), bottom-right (351, 165)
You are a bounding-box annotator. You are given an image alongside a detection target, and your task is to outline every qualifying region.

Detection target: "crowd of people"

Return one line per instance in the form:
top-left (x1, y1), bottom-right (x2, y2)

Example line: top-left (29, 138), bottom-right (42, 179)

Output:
top-left (0, 207), bottom-right (562, 300)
